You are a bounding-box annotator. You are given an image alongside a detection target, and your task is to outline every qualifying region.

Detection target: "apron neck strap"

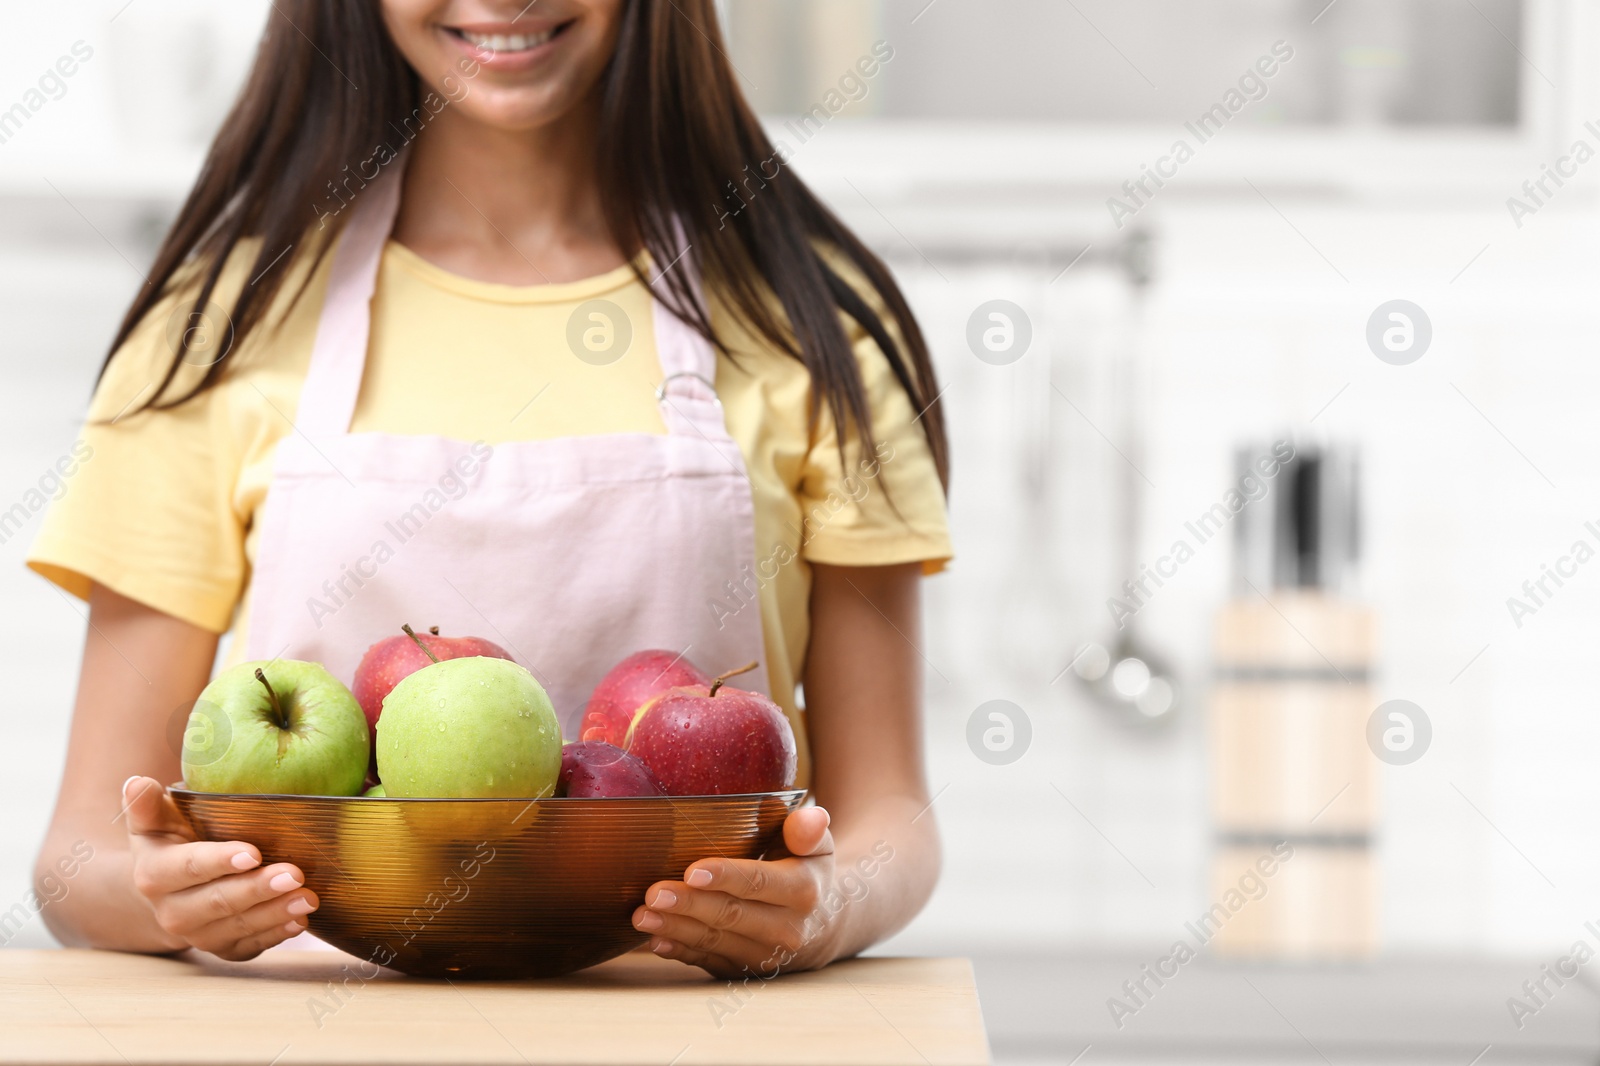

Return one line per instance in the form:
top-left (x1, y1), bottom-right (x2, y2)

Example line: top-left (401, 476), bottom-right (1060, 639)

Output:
top-left (294, 156), bottom-right (407, 437)
top-left (648, 224), bottom-right (725, 420)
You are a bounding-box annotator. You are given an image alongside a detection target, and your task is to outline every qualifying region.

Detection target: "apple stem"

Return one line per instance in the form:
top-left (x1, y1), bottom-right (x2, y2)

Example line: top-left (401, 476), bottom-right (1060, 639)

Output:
top-left (254, 668), bottom-right (289, 729)
top-left (709, 661), bottom-right (759, 697)
top-left (401, 624), bottom-right (441, 664)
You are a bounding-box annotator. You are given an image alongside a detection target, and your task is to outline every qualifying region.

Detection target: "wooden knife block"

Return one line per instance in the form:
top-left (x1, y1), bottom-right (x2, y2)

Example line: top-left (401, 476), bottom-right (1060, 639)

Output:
top-left (1208, 592), bottom-right (1378, 958)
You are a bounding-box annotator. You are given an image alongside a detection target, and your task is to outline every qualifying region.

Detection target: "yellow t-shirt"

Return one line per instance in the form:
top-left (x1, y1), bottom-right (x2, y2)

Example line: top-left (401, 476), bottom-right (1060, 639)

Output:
top-left (28, 237), bottom-right (951, 787)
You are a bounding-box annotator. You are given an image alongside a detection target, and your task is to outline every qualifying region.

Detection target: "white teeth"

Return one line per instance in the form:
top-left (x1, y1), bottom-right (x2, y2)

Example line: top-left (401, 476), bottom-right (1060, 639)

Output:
top-left (458, 28), bottom-right (555, 53)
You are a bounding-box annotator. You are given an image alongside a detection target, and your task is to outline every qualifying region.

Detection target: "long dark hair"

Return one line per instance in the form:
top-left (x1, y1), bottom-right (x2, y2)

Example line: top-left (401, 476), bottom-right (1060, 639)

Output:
top-left (108, 0), bottom-right (948, 490)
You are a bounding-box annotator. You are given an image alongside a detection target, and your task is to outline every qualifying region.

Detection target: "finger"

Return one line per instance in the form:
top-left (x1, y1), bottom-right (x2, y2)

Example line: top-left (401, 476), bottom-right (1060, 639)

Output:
top-left (185, 886), bottom-right (319, 954)
top-left (122, 776), bottom-right (199, 844)
top-left (208, 917), bottom-right (310, 963)
top-left (132, 839), bottom-right (277, 898)
top-left (643, 921), bottom-right (780, 973)
top-left (158, 867), bottom-right (314, 936)
top-left (681, 855), bottom-right (822, 908)
top-left (650, 941), bottom-right (745, 978)
top-left (637, 886), bottom-right (806, 954)
top-left (781, 807), bottom-right (834, 858)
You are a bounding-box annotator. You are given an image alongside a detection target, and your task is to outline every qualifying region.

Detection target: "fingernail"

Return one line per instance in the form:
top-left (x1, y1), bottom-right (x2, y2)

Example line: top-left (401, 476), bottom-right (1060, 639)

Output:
top-left (652, 889), bottom-right (678, 909)
top-left (269, 872), bottom-right (302, 893)
top-left (650, 938), bottom-right (673, 955)
top-left (286, 896), bottom-right (315, 916)
top-left (230, 852), bottom-right (259, 871)
top-left (637, 910), bottom-right (663, 931)
top-left (284, 921), bottom-right (305, 935)
top-left (686, 869), bottom-right (712, 888)
top-left (121, 775), bottom-right (140, 800)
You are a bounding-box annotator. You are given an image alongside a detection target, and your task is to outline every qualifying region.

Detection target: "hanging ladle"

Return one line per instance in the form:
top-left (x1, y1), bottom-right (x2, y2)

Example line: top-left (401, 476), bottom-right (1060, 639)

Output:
top-left (1072, 231), bottom-right (1180, 726)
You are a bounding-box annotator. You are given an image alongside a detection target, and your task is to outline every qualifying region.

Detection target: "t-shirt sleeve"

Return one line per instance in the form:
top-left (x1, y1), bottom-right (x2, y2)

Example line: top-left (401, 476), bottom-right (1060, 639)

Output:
top-left (27, 273), bottom-right (249, 632)
top-left (797, 274), bottom-right (952, 574)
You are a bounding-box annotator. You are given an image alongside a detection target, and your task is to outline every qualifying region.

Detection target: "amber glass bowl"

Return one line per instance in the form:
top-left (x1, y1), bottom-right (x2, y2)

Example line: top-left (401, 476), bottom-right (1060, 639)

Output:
top-left (171, 787), bottom-right (805, 979)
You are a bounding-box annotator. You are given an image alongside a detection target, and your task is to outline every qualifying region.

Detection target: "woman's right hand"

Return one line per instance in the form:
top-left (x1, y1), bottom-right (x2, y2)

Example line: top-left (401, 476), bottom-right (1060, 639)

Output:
top-left (123, 776), bottom-right (319, 961)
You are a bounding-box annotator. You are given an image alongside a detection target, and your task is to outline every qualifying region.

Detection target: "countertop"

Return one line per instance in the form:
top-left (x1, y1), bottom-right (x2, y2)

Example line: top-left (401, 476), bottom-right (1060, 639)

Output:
top-left (971, 950), bottom-right (1600, 1064)
top-left (0, 947), bottom-right (989, 1065)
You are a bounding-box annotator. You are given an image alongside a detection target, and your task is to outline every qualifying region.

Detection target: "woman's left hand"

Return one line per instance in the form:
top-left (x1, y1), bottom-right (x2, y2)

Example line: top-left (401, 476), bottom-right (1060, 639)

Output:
top-left (633, 806), bottom-right (837, 977)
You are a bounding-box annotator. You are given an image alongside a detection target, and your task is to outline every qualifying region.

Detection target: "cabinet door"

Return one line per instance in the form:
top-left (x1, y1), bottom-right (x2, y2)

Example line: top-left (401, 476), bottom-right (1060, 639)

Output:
top-left (726, 0), bottom-right (1523, 127)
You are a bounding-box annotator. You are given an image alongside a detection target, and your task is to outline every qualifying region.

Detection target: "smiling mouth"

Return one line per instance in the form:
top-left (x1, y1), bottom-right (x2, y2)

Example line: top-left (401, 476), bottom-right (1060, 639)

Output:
top-left (446, 22), bottom-right (573, 54)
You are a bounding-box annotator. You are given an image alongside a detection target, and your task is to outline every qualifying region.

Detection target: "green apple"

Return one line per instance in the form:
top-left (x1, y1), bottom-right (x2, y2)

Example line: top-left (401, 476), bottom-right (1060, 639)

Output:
top-left (183, 660), bottom-right (369, 796)
top-left (376, 657), bottom-right (561, 798)
top-left (363, 784), bottom-right (387, 797)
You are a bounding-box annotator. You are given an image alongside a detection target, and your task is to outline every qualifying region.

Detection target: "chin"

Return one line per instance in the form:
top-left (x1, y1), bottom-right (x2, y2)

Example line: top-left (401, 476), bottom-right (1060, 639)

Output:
top-left (451, 89), bottom-right (587, 134)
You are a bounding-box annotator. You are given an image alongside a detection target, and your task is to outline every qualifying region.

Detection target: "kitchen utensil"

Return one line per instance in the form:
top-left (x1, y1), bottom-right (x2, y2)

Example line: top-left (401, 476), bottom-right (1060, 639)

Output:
top-left (1074, 229), bottom-right (1180, 725)
top-left (1212, 440), bottom-right (1375, 958)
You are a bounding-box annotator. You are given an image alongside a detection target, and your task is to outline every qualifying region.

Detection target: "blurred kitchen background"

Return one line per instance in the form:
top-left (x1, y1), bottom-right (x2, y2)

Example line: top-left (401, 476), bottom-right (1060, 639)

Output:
top-left (4, 1), bottom-right (1600, 1062)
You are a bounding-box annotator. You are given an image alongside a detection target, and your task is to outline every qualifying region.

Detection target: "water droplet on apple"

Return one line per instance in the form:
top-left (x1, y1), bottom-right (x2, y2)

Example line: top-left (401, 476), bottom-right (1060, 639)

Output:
top-left (436, 722), bottom-right (447, 732)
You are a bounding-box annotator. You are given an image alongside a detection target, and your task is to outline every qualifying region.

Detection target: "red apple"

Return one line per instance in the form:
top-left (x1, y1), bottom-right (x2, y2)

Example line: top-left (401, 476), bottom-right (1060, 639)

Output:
top-left (579, 650), bottom-right (710, 748)
top-left (624, 663), bottom-right (797, 796)
top-left (557, 741), bottom-right (666, 798)
top-left (352, 624), bottom-right (514, 777)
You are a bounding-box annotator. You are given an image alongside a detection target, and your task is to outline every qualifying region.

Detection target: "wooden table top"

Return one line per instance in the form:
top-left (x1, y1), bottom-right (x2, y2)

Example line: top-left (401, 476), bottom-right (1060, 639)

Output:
top-left (0, 947), bottom-right (989, 1065)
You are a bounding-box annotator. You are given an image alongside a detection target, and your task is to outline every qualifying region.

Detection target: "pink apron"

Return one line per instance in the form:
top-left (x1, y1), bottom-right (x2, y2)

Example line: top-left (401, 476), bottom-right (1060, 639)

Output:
top-left (242, 162), bottom-right (770, 733)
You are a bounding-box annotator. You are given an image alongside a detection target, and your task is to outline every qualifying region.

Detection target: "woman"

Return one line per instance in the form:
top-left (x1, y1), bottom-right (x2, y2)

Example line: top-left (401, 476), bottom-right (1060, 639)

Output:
top-left (28, 0), bottom-right (950, 978)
